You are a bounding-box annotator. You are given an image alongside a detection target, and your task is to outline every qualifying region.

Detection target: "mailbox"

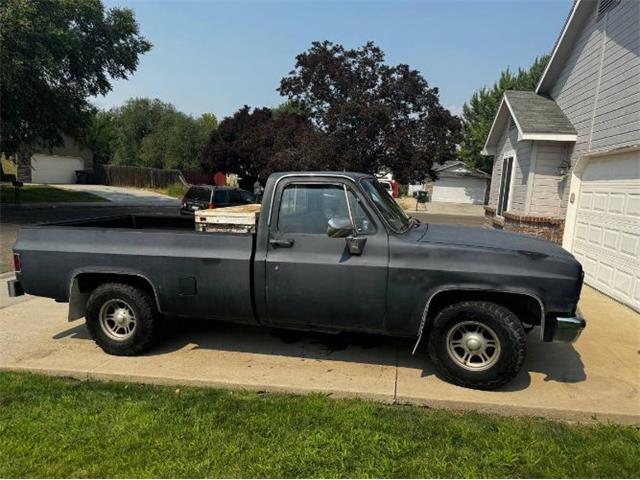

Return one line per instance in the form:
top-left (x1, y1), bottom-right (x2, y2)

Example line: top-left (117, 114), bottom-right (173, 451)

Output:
top-left (416, 190), bottom-right (428, 203)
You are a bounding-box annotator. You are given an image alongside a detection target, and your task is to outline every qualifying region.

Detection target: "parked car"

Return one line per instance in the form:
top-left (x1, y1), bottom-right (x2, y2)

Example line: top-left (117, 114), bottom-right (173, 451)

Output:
top-left (378, 179), bottom-right (399, 198)
top-left (8, 172), bottom-right (585, 390)
top-left (180, 185), bottom-right (256, 215)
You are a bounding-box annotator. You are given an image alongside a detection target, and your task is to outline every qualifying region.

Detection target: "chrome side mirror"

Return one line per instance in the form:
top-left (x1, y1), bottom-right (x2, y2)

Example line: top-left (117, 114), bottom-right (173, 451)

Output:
top-left (327, 217), bottom-right (354, 238)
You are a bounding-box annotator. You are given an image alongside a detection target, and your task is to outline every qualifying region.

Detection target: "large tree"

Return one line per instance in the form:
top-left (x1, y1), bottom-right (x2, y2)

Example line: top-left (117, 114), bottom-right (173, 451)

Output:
top-left (0, 0), bottom-right (151, 168)
top-left (278, 41), bottom-right (462, 183)
top-left (459, 54), bottom-right (550, 173)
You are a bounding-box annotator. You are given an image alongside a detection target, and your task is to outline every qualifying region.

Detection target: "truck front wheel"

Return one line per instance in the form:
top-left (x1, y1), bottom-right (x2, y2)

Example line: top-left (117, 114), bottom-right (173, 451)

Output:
top-left (427, 301), bottom-right (526, 390)
top-left (85, 283), bottom-right (161, 356)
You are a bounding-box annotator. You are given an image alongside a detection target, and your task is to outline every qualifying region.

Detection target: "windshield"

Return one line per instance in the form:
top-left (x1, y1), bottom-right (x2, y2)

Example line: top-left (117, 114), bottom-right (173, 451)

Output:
top-left (360, 179), bottom-right (411, 232)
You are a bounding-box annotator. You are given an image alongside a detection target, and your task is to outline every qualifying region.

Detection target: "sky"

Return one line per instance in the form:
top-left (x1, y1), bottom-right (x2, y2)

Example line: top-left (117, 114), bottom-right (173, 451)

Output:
top-left (97, 0), bottom-right (574, 119)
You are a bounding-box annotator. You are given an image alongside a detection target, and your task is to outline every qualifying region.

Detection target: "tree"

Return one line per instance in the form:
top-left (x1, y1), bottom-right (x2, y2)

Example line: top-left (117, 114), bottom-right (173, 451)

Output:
top-left (87, 98), bottom-right (217, 171)
top-left (200, 106), bottom-right (329, 183)
top-left (278, 41), bottom-right (462, 183)
top-left (459, 54), bottom-right (550, 173)
top-left (0, 0), bottom-right (151, 170)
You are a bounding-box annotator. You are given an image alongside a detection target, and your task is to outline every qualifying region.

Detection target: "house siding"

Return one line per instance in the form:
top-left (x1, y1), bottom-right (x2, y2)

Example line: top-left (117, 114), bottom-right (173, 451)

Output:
top-left (528, 142), bottom-right (571, 217)
top-left (488, 118), bottom-right (532, 212)
top-left (549, 0), bottom-right (640, 215)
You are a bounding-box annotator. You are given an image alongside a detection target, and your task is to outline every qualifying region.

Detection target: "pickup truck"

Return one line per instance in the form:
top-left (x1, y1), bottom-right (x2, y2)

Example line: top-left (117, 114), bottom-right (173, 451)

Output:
top-left (8, 172), bottom-right (586, 390)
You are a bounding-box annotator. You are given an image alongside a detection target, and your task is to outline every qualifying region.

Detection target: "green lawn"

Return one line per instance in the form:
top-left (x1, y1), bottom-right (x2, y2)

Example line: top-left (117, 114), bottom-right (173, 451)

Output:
top-left (149, 183), bottom-right (189, 199)
top-left (0, 184), bottom-right (106, 203)
top-left (0, 372), bottom-right (638, 478)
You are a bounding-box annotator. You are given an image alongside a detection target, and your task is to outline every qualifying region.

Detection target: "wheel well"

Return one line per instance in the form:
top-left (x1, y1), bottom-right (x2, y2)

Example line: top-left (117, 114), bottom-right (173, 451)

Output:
top-left (74, 273), bottom-right (157, 304)
top-left (426, 290), bottom-right (543, 327)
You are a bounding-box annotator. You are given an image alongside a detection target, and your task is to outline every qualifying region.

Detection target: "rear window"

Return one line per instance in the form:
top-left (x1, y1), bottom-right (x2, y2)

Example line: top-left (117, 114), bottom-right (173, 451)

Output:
top-left (186, 187), bottom-right (211, 202)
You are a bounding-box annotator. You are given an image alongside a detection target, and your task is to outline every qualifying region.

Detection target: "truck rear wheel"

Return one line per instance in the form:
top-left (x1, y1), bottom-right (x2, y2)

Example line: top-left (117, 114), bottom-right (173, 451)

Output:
top-left (85, 283), bottom-right (161, 356)
top-left (427, 301), bottom-right (526, 390)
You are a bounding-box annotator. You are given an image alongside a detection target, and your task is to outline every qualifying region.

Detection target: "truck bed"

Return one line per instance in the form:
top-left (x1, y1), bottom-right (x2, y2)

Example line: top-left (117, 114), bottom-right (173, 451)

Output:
top-left (14, 215), bottom-right (256, 323)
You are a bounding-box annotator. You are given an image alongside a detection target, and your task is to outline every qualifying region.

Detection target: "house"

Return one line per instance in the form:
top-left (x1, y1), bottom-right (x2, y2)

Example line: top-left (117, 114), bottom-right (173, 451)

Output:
top-left (482, 0), bottom-right (639, 311)
top-left (15, 134), bottom-right (94, 184)
top-left (425, 160), bottom-right (490, 204)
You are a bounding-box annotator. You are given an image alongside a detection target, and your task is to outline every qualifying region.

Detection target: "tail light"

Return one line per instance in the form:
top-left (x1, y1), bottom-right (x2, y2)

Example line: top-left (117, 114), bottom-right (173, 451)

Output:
top-left (208, 202), bottom-right (215, 209)
top-left (13, 253), bottom-right (21, 272)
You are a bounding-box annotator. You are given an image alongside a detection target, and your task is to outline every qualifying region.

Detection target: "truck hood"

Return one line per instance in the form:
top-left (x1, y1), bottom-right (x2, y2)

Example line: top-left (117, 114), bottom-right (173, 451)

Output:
top-left (417, 223), bottom-right (575, 261)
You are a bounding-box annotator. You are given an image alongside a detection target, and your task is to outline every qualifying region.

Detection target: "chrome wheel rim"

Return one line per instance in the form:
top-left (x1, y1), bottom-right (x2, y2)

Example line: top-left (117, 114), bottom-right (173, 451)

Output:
top-left (446, 321), bottom-right (501, 371)
top-left (99, 299), bottom-right (137, 341)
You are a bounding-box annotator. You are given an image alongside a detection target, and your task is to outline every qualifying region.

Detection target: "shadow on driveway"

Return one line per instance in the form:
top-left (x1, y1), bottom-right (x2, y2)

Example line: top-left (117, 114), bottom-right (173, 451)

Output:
top-left (53, 316), bottom-right (586, 393)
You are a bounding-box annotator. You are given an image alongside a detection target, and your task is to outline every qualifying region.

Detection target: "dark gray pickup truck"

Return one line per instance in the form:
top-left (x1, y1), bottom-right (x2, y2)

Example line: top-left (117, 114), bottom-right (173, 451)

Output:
top-left (8, 172), bottom-right (586, 389)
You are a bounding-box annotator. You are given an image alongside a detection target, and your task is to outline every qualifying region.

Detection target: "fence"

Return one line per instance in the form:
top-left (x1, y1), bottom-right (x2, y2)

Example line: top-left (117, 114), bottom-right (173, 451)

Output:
top-left (182, 171), bottom-right (212, 185)
top-left (95, 164), bottom-right (188, 188)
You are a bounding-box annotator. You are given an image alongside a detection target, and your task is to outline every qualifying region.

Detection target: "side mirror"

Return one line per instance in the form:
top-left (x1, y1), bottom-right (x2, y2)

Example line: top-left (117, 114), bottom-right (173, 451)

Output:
top-left (327, 217), bottom-right (354, 238)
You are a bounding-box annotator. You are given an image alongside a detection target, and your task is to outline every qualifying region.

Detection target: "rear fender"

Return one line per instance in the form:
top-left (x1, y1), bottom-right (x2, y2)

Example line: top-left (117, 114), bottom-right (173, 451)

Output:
top-left (67, 269), bottom-right (162, 321)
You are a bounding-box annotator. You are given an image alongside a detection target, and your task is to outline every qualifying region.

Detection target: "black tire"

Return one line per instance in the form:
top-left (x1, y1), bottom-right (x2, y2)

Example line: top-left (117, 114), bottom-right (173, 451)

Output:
top-left (427, 301), bottom-right (526, 390)
top-left (85, 282), bottom-right (161, 356)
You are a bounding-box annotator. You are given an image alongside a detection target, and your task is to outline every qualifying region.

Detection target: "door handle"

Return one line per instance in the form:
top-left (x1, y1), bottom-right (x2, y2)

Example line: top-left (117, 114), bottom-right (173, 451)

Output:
top-left (269, 238), bottom-right (294, 248)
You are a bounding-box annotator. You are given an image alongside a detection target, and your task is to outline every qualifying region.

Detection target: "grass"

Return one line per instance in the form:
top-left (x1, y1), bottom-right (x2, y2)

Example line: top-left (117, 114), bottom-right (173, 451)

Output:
top-left (0, 372), bottom-right (638, 478)
top-left (148, 183), bottom-right (189, 199)
top-left (0, 184), bottom-right (105, 203)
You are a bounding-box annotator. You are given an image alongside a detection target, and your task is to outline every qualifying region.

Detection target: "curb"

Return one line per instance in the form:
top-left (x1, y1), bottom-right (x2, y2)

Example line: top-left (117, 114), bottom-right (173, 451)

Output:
top-left (2, 364), bottom-right (638, 425)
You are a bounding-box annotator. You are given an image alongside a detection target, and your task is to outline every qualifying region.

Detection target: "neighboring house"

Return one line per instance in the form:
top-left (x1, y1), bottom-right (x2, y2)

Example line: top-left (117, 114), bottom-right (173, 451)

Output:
top-left (482, 0), bottom-right (639, 311)
top-left (426, 160), bottom-right (490, 204)
top-left (16, 134), bottom-right (93, 184)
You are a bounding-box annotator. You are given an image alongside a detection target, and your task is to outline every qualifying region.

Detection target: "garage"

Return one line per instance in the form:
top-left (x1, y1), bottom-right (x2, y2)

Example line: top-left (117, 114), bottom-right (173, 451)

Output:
top-left (30, 154), bottom-right (84, 184)
top-left (431, 177), bottom-right (488, 204)
top-left (570, 151), bottom-right (640, 311)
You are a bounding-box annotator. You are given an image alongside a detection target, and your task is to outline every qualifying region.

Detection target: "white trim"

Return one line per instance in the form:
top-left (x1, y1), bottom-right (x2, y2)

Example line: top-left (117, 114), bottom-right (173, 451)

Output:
top-left (506, 151), bottom-right (517, 213)
top-left (536, 0), bottom-right (582, 94)
top-left (524, 142), bottom-right (539, 214)
top-left (584, 145), bottom-right (640, 158)
top-left (519, 133), bottom-right (578, 142)
top-left (503, 96), bottom-right (524, 138)
top-left (481, 96), bottom-right (508, 155)
top-left (588, 7), bottom-right (608, 151)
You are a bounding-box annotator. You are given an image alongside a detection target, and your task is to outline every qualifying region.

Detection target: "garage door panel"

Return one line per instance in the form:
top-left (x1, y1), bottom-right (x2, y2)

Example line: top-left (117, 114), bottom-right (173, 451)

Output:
top-left (31, 155), bottom-right (84, 184)
top-left (572, 153), bottom-right (640, 311)
top-left (431, 177), bottom-right (487, 204)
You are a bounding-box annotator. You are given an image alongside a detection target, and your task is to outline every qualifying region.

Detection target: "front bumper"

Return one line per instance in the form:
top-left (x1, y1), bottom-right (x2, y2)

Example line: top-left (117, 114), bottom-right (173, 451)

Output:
top-left (7, 279), bottom-right (24, 297)
top-left (551, 313), bottom-right (586, 343)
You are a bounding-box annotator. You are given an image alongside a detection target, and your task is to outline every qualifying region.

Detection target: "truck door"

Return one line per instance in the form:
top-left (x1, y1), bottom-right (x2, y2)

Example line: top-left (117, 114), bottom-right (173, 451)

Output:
top-left (265, 178), bottom-right (388, 331)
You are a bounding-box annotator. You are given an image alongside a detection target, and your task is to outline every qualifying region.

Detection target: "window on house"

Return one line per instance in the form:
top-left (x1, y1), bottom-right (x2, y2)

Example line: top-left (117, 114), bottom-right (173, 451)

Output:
top-left (598, 0), bottom-right (620, 20)
top-left (497, 156), bottom-right (514, 216)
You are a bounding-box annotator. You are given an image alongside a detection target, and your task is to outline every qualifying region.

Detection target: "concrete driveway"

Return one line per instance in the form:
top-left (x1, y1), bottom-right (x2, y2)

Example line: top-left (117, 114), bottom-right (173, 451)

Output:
top-left (60, 184), bottom-right (180, 206)
top-left (1, 279), bottom-right (638, 424)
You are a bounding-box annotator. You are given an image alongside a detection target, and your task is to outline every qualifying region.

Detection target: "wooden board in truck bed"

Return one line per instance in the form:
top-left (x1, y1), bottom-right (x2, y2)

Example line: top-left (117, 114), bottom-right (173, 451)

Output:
top-left (195, 204), bottom-right (261, 233)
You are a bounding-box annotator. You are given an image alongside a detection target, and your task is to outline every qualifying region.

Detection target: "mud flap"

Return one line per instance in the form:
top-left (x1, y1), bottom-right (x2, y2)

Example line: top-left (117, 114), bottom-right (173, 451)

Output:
top-left (68, 278), bottom-right (88, 321)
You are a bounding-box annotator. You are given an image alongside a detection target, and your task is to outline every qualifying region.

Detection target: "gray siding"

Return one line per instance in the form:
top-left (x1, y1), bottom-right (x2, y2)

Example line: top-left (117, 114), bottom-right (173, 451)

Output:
top-left (549, 0), bottom-right (640, 214)
top-left (528, 142), bottom-right (571, 217)
top-left (488, 116), bottom-right (532, 212)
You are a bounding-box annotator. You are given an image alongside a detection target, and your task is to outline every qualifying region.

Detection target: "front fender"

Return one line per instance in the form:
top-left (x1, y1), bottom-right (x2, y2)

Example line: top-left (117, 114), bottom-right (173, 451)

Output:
top-left (411, 285), bottom-right (545, 354)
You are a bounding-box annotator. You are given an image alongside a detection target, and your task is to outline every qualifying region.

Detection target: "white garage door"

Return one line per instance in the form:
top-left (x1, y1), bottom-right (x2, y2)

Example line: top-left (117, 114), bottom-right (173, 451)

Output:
top-left (572, 152), bottom-right (640, 311)
top-left (431, 177), bottom-right (487, 204)
top-left (31, 154), bottom-right (84, 184)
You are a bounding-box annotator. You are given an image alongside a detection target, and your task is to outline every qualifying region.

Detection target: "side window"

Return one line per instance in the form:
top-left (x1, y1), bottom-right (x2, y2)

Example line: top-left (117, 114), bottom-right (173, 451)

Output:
top-left (347, 189), bottom-right (376, 235)
top-left (228, 190), bottom-right (243, 203)
top-left (278, 184), bottom-right (350, 234)
top-left (213, 189), bottom-right (228, 203)
top-left (240, 190), bottom-right (255, 203)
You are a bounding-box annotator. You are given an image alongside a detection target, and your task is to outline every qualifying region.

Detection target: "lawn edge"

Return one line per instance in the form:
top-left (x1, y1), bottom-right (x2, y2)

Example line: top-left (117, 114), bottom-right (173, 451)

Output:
top-left (2, 366), bottom-right (638, 426)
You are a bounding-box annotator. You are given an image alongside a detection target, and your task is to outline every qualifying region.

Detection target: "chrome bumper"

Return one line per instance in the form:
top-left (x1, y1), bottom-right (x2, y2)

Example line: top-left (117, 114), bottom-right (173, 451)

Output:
top-left (552, 314), bottom-right (586, 343)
